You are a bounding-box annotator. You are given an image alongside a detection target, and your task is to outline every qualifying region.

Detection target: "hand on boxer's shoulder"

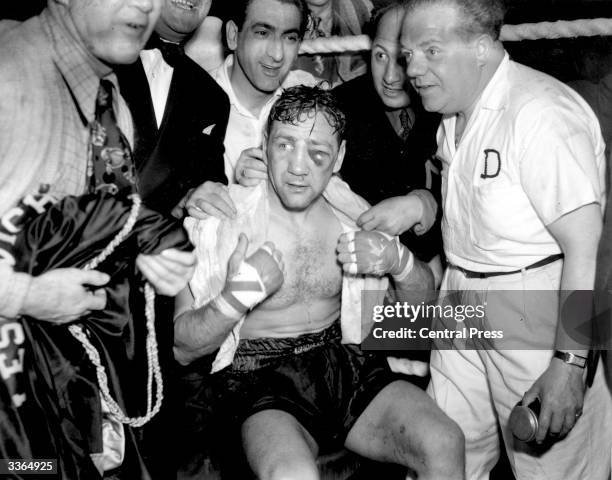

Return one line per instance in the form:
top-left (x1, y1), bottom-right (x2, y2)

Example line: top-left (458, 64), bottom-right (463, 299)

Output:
top-left (235, 147), bottom-right (267, 186)
top-left (357, 194), bottom-right (424, 236)
top-left (185, 181), bottom-right (236, 220)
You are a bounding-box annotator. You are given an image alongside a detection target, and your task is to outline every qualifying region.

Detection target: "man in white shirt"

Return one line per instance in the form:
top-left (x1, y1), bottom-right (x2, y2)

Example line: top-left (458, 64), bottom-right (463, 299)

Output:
top-left (401, 0), bottom-right (612, 478)
top-left (182, 0), bottom-right (324, 219)
top-left (118, 0), bottom-right (230, 216)
top-left (209, 0), bottom-right (316, 185)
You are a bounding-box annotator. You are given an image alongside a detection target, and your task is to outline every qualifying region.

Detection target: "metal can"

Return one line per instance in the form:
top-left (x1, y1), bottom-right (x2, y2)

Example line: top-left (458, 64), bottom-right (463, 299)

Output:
top-left (509, 398), bottom-right (541, 442)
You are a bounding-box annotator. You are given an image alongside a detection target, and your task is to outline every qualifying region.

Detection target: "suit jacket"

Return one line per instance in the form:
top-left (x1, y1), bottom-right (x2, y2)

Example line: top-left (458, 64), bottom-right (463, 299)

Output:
top-left (117, 52), bottom-right (230, 215)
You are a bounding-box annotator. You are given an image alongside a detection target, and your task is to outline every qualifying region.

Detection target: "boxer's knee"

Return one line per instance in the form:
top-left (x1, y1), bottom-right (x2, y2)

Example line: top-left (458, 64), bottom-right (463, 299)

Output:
top-left (263, 459), bottom-right (319, 480)
top-left (416, 417), bottom-right (465, 479)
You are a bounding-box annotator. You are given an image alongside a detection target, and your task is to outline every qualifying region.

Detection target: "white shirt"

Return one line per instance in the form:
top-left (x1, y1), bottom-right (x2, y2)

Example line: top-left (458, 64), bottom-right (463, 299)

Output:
top-left (440, 53), bottom-right (606, 272)
top-left (209, 55), bottom-right (319, 183)
top-left (140, 48), bottom-right (174, 127)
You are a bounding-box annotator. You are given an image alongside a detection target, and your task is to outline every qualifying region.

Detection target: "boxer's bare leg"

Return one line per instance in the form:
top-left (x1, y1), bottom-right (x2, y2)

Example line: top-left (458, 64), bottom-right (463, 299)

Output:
top-left (345, 380), bottom-right (465, 480)
top-left (242, 409), bottom-right (320, 480)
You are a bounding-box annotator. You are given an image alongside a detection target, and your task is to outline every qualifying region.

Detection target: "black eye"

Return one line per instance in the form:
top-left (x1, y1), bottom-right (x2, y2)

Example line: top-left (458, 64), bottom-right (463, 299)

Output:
top-left (312, 151), bottom-right (329, 164)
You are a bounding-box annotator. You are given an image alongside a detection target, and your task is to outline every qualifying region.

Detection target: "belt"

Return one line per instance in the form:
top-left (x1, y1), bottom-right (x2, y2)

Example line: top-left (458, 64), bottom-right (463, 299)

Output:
top-left (453, 254), bottom-right (564, 279)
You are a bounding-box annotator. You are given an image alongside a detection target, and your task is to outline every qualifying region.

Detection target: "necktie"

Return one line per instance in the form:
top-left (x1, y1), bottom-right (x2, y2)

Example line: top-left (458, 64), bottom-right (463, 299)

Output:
top-left (145, 34), bottom-right (184, 68)
top-left (89, 79), bottom-right (137, 195)
top-left (399, 108), bottom-right (415, 142)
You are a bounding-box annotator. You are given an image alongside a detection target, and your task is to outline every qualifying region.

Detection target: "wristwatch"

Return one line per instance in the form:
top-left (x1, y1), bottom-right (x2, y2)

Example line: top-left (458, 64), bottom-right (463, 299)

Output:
top-left (554, 350), bottom-right (587, 368)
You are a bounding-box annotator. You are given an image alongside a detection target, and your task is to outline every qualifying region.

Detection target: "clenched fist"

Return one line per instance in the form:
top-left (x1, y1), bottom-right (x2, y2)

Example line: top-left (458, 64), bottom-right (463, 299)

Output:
top-left (337, 230), bottom-right (410, 277)
top-left (221, 234), bottom-right (284, 315)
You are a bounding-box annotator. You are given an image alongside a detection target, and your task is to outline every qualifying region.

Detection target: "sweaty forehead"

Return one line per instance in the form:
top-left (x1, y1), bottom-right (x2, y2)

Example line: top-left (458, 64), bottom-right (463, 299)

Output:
top-left (244, 0), bottom-right (302, 32)
top-left (270, 114), bottom-right (339, 148)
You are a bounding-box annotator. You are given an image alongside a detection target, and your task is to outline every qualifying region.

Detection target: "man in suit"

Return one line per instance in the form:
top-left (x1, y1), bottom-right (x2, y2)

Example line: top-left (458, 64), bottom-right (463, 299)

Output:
top-left (118, 0), bottom-right (230, 216)
top-left (116, 4), bottom-right (229, 475)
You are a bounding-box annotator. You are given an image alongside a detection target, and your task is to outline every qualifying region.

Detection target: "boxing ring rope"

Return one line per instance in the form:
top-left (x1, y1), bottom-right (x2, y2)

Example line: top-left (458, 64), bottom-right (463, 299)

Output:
top-left (299, 17), bottom-right (612, 54)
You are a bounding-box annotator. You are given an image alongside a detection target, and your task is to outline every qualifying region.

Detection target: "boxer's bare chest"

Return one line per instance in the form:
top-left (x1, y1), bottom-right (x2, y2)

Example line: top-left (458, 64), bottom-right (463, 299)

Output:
top-left (258, 209), bottom-right (343, 310)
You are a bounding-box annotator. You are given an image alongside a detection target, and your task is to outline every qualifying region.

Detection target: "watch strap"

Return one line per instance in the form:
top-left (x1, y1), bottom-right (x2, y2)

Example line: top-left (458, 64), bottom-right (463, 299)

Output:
top-left (554, 350), bottom-right (587, 368)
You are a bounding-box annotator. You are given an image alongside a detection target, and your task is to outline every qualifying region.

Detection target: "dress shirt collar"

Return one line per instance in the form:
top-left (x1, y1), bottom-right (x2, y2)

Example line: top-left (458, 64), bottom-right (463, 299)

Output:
top-left (477, 51), bottom-right (511, 112)
top-left (214, 55), bottom-right (282, 120)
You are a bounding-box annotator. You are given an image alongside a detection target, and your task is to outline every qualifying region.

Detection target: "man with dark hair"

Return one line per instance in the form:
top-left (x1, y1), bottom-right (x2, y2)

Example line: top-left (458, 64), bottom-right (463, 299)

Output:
top-left (175, 85), bottom-right (465, 480)
top-left (182, 0), bottom-right (320, 220)
top-left (209, 0), bottom-right (312, 185)
top-left (401, 0), bottom-right (612, 478)
top-left (226, 0), bottom-right (310, 38)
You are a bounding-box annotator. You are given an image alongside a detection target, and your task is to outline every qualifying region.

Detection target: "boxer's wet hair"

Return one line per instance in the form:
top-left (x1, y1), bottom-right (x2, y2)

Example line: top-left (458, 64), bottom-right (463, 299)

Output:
top-left (267, 85), bottom-right (347, 140)
top-left (405, 0), bottom-right (506, 41)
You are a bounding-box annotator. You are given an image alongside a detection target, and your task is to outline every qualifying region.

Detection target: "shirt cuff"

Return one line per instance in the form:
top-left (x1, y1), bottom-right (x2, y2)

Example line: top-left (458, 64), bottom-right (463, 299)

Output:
top-left (0, 267), bottom-right (32, 319)
top-left (409, 189), bottom-right (438, 236)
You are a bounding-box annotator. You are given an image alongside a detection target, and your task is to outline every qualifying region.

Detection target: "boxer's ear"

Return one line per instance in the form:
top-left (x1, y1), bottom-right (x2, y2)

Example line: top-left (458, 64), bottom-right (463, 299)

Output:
top-left (332, 140), bottom-right (346, 173)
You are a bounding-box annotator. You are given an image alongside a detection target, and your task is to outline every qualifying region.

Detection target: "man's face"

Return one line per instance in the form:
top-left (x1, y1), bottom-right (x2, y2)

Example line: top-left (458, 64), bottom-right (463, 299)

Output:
top-left (156, 0), bottom-right (212, 43)
top-left (400, 2), bottom-right (483, 115)
top-left (66, 0), bottom-right (162, 65)
top-left (266, 112), bottom-right (345, 211)
top-left (227, 0), bottom-right (302, 95)
top-left (371, 7), bottom-right (411, 110)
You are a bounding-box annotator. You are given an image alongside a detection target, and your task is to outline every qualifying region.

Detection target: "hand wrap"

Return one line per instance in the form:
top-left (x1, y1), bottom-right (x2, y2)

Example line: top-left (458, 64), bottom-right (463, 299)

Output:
top-left (215, 245), bottom-right (279, 318)
top-left (341, 231), bottom-right (414, 279)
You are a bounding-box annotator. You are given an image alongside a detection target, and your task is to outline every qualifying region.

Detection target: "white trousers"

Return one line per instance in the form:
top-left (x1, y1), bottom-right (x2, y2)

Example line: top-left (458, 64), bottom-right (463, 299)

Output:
top-left (428, 262), bottom-right (612, 480)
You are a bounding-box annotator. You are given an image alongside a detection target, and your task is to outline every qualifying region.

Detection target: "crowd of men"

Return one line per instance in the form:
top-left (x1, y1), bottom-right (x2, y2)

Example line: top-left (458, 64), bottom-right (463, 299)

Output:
top-left (1, 0), bottom-right (611, 479)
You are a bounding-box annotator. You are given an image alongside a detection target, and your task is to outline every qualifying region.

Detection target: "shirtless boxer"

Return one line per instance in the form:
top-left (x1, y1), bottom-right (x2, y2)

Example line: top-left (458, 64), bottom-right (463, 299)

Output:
top-left (174, 85), bottom-right (464, 480)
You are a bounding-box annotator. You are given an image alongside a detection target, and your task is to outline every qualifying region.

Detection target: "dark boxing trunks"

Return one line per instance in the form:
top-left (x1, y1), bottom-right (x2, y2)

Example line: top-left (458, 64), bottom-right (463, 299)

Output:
top-left (215, 321), bottom-right (400, 452)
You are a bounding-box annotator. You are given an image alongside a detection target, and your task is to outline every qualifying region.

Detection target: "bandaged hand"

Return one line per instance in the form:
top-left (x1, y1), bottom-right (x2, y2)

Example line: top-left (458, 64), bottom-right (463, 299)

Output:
top-left (214, 234), bottom-right (284, 319)
top-left (337, 231), bottom-right (414, 280)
